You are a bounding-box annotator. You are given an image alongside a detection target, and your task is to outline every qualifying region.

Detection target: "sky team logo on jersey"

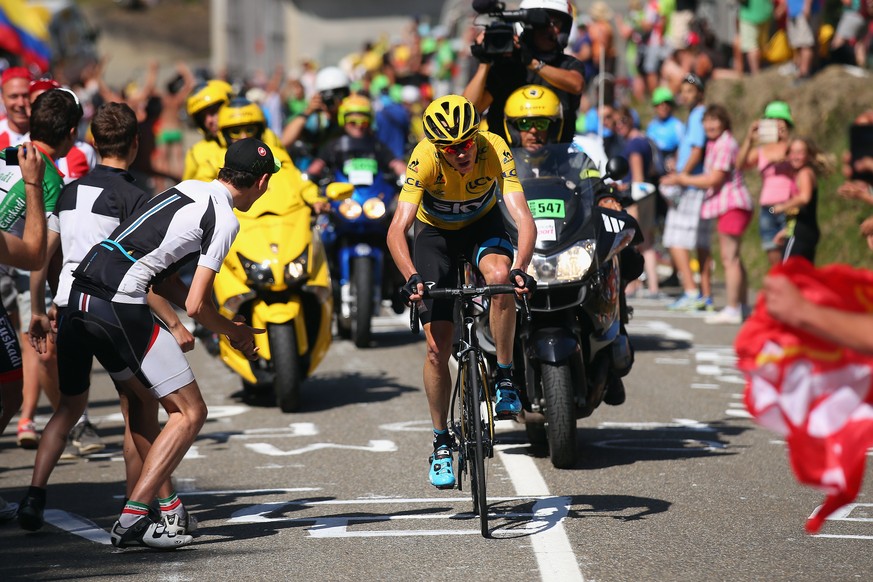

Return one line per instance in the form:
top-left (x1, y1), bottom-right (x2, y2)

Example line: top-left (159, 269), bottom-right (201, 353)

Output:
top-left (408, 159), bottom-right (419, 173)
top-left (422, 183), bottom-right (495, 219)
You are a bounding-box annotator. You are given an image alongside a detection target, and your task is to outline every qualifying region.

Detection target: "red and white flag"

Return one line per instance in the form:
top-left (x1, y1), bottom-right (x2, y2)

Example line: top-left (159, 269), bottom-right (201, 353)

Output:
top-left (735, 258), bottom-right (873, 533)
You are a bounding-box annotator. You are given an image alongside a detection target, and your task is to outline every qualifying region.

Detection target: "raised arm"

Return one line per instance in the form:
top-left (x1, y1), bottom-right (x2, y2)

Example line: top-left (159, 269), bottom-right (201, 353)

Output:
top-left (0, 143), bottom-right (47, 269)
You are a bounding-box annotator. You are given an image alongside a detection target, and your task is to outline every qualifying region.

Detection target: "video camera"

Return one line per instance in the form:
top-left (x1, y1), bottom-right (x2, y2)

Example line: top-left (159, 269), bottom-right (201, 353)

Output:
top-left (471, 0), bottom-right (549, 57)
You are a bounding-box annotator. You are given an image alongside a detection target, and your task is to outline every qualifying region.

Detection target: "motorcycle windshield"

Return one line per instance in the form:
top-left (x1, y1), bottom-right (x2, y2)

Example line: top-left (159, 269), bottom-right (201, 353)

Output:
top-left (500, 145), bottom-right (600, 253)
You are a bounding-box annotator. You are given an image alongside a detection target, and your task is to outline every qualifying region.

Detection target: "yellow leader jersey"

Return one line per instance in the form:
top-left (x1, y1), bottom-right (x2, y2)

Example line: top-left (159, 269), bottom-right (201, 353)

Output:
top-left (399, 131), bottom-right (523, 230)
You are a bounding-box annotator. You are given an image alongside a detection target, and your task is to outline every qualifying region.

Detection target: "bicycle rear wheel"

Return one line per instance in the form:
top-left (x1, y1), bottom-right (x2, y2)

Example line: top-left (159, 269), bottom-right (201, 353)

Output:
top-left (465, 355), bottom-right (488, 537)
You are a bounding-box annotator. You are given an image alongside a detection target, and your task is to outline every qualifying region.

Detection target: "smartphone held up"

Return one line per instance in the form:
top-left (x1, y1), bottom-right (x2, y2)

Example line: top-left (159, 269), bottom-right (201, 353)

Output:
top-left (757, 119), bottom-right (779, 144)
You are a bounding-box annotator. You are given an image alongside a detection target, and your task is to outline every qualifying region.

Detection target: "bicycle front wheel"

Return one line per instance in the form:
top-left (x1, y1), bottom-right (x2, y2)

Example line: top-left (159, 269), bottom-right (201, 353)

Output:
top-left (465, 355), bottom-right (488, 537)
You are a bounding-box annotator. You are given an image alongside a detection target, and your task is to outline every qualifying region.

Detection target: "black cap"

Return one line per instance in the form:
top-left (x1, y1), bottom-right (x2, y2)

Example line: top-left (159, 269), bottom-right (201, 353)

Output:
top-left (683, 73), bottom-right (705, 92)
top-left (223, 137), bottom-right (280, 176)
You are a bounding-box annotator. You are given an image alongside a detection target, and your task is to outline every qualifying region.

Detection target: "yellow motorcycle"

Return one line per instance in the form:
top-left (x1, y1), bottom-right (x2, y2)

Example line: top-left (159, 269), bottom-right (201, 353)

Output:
top-left (214, 180), bottom-right (353, 412)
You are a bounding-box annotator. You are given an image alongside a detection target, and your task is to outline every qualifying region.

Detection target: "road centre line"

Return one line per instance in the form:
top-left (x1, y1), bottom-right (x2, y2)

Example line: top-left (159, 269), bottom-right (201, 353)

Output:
top-left (496, 445), bottom-right (585, 582)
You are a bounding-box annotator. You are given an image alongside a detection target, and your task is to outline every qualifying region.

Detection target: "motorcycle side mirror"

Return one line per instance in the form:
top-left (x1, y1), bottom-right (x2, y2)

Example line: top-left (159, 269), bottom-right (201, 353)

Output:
top-left (603, 156), bottom-right (629, 182)
top-left (325, 182), bottom-right (355, 201)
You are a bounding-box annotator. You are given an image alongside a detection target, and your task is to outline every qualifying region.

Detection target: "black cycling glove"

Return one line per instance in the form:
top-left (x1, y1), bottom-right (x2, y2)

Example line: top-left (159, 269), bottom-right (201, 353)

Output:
top-left (510, 269), bottom-right (537, 295)
top-left (401, 273), bottom-right (425, 303)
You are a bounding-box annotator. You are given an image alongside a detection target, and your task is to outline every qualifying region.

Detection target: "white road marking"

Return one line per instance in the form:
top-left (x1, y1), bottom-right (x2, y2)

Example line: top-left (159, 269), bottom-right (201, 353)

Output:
top-left (305, 517), bottom-right (481, 538)
top-left (691, 383), bottom-right (720, 390)
top-left (695, 350), bottom-right (737, 365)
top-left (245, 440), bottom-right (397, 456)
top-left (205, 423), bottom-right (320, 440)
top-left (183, 446), bottom-right (205, 459)
top-left (598, 419), bottom-right (715, 432)
top-left (379, 419), bottom-right (434, 432)
top-left (80, 404), bottom-right (250, 426)
top-left (497, 445), bottom-right (584, 582)
top-left (628, 320), bottom-right (694, 341)
top-left (44, 510), bottom-right (110, 545)
top-left (655, 357), bottom-right (690, 365)
top-left (725, 409), bottom-right (753, 418)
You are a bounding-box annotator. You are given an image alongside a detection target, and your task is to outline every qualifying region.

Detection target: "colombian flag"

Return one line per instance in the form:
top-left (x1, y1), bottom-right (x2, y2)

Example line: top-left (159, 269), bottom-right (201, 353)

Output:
top-left (0, 0), bottom-right (51, 73)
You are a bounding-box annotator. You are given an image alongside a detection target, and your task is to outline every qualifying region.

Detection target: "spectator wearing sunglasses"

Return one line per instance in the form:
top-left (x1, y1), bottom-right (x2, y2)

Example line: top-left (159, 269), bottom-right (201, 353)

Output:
top-left (306, 94), bottom-right (406, 183)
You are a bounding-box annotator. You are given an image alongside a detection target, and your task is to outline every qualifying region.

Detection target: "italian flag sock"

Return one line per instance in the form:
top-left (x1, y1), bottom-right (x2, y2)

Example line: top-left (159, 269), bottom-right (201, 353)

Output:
top-left (158, 492), bottom-right (184, 518)
top-left (119, 500), bottom-right (151, 527)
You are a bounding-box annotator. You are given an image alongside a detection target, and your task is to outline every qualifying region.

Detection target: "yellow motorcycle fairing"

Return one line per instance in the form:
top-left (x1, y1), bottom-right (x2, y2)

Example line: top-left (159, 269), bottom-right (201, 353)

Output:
top-left (214, 197), bottom-right (332, 382)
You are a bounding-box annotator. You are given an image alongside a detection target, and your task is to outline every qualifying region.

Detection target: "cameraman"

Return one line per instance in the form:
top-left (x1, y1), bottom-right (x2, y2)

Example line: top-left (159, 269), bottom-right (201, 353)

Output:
top-left (463, 0), bottom-right (585, 144)
top-left (280, 66), bottom-right (350, 168)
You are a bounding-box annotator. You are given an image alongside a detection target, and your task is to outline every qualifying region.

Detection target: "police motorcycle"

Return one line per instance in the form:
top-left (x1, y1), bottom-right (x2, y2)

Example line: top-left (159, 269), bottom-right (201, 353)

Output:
top-left (210, 98), bottom-right (354, 412)
top-left (481, 143), bottom-right (639, 468)
top-left (313, 96), bottom-right (405, 347)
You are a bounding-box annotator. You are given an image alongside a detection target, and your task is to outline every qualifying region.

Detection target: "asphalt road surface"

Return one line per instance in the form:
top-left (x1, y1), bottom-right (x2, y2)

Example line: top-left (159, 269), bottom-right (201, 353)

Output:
top-left (2, 296), bottom-right (872, 581)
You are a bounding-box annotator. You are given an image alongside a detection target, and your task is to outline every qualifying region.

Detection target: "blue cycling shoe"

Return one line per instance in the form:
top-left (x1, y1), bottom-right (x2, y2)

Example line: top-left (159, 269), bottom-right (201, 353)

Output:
top-left (495, 379), bottom-right (522, 419)
top-left (429, 448), bottom-right (455, 489)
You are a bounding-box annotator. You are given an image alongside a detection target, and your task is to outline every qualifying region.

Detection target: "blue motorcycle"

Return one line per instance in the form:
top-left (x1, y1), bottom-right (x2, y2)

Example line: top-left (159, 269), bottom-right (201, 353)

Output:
top-left (316, 157), bottom-right (402, 347)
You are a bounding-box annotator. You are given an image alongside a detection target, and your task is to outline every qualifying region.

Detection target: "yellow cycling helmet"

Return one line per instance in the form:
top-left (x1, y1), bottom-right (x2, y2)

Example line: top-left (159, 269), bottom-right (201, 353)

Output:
top-left (422, 94), bottom-right (480, 147)
top-left (503, 84), bottom-right (563, 146)
top-left (217, 97), bottom-right (266, 147)
top-left (338, 94), bottom-right (373, 126)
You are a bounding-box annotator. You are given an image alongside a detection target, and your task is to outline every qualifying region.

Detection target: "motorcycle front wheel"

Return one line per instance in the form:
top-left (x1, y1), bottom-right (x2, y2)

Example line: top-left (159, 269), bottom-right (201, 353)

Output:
top-left (269, 323), bottom-right (302, 412)
top-left (541, 363), bottom-right (577, 469)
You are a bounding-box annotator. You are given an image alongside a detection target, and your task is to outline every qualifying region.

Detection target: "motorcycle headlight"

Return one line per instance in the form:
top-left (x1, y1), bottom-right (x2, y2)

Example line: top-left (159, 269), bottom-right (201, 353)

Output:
top-left (285, 247), bottom-right (310, 286)
top-left (362, 197), bottom-right (386, 219)
top-left (528, 240), bottom-right (596, 285)
top-left (237, 252), bottom-right (275, 287)
top-left (339, 199), bottom-right (362, 220)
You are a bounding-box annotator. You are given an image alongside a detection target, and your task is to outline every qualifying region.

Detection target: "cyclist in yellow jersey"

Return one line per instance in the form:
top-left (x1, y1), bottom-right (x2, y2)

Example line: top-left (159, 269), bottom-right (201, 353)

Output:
top-left (387, 95), bottom-right (536, 489)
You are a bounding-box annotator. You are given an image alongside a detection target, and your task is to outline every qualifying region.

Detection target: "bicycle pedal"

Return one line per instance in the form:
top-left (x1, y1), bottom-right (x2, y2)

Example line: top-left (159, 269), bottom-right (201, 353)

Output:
top-left (495, 411), bottom-right (518, 421)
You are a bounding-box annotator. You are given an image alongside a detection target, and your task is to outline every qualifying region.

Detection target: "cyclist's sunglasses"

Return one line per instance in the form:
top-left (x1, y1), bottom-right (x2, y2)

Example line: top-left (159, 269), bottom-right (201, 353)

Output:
top-left (440, 138), bottom-right (475, 156)
top-left (514, 118), bottom-right (551, 131)
top-left (225, 124), bottom-right (261, 140)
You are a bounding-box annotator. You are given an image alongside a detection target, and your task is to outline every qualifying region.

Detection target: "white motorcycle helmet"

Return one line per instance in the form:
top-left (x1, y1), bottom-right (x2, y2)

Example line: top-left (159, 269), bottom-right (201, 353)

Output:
top-left (314, 66), bottom-right (351, 110)
top-left (315, 66), bottom-right (350, 93)
top-left (518, 0), bottom-right (574, 48)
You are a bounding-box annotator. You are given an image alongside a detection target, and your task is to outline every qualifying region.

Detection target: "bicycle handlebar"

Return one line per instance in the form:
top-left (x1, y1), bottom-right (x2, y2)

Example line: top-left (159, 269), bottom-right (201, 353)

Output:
top-left (423, 284), bottom-right (517, 299)
top-left (409, 284), bottom-right (531, 334)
